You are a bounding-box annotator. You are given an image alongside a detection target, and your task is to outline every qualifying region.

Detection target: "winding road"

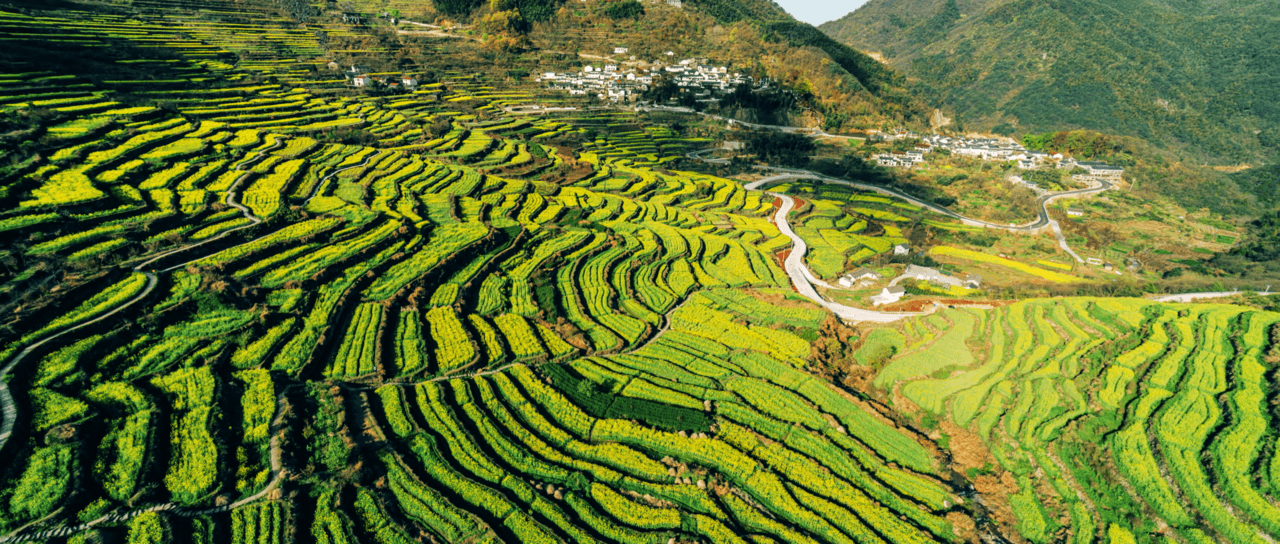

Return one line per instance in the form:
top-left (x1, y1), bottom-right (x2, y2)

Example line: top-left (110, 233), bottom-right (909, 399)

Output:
top-left (0, 140), bottom-right (377, 543)
top-left (641, 104), bottom-right (1115, 264)
top-left (740, 169), bottom-right (1111, 264)
top-left (769, 193), bottom-right (928, 323)
top-left (678, 115), bottom-right (1117, 322)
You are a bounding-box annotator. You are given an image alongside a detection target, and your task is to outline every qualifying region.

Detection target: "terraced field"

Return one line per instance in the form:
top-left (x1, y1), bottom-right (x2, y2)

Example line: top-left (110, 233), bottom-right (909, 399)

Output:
top-left (865, 299), bottom-right (1280, 544)
top-left (4, 1), bottom-right (1278, 544)
top-left (0, 1), bottom-right (976, 542)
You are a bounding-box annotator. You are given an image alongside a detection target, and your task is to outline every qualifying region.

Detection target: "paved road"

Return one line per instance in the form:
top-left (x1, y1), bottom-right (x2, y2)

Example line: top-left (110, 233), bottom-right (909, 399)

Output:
top-left (643, 104), bottom-right (1114, 261)
top-left (770, 193), bottom-right (927, 323)
top-left (735, 167), bottom-right (1109, 270)
top-left (1149, 291), bottom-right (1280, 303)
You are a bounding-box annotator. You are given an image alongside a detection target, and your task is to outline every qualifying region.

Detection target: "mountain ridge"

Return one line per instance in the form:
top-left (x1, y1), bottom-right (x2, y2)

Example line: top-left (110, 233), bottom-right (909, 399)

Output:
top-left (819, 0), bottom-right (1280, 163)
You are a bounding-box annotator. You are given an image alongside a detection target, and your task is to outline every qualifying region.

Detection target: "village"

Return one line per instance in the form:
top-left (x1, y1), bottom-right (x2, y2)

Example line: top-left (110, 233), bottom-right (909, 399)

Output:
top-left (873, 133), bottom-right (1125, 191)
top-left (341, 64), bottom-right (421, 92)
top-left (539, 51), bottom-right (759, 101)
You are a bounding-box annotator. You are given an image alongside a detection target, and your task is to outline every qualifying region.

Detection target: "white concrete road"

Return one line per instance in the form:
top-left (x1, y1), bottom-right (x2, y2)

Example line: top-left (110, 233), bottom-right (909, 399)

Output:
top-left (770, 193), bottom-right (927, 323)
top-left (1149, 291), bottom-right (1280, 303)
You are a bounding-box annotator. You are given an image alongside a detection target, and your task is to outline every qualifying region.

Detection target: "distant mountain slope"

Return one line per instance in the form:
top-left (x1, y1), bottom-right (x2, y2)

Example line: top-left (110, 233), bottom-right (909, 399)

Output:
top-left (343, 0), bottom-right (928, 131)
top-left (819, 0), bottom-right (1280, 162)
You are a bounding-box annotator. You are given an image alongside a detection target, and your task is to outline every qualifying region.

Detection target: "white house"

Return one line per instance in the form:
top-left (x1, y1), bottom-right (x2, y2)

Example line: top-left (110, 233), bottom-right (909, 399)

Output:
top-left (838, 268), bottom-right (880, 288)
top-left (614, 47), bottom-right (629, 54)
top-left (402, 77), bottom-right (418, 88)
top-left (894, 244), bottom-right (911, 256)
top-left (871, 286), bottom-right (906, 306)
top-left (351, 75), bottom-right (370, 87)
top-left (1067, 208), bottom-right (1084, 217)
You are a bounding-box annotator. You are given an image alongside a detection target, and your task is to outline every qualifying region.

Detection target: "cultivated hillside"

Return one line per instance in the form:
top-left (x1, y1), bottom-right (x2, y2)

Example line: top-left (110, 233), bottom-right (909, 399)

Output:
top-left (819, 0), bottom-right (1280, 162)
top-left (0, 0), bottom-right (984, 542)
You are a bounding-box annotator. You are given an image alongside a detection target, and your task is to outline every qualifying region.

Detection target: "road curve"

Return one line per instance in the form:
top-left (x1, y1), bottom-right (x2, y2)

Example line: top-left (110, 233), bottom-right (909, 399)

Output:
top-left (770, 193), bottom-right (928, 323)
top-left (649, 103), bottom-right (1112, 259)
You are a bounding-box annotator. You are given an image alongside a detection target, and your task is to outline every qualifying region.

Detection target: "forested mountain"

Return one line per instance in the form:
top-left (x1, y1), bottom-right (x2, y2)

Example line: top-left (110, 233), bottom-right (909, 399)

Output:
top-left (819, 0), bottom-right (1280, 162)
top-left (341, 0), bottom-right (928, 131)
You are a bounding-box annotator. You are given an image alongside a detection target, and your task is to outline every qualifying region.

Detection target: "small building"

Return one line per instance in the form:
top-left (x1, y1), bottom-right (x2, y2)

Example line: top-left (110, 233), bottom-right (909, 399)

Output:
top-left (614, 47), bottom-right (629, 54)
top-left (850, 267), bottom-right (880, 281)
top-left (401, 77), bottom-right (418, 88)
top-left (1086, 257), bottom-right (1104, 266)
top-left (1066, 208), bottom-right (1084, 217)
top-left (963, 274), bottom-right (983, 289)
top-left (838, 268), bottom-right (881, 288)
top-left (871, 286), bottom-right (906, 307)
top-left (351, 75), bottom-right (371, 87)
top-left (894, 244), bottom-right (911, 256)
top-left (903, 264), bottom-right (943, 282)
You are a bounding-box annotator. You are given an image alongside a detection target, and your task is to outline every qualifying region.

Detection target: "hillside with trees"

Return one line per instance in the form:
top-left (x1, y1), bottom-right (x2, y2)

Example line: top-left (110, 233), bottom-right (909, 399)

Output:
top-left (818, 0), bottom-right (1280, 164)
top-left (342, 0), bottom-right (930, 132)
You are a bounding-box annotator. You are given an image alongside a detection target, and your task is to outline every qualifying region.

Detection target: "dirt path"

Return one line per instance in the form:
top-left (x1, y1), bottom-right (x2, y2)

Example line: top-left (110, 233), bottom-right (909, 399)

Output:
top-left (0, 139), bottom-right (324, 543)
top-left (0, 387), bottom-right (292, 543)
top-left (396, 29), bottom-right (477, 41)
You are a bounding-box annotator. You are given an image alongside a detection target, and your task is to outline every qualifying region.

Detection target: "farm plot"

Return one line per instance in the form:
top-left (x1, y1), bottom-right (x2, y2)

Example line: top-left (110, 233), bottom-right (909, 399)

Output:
top-left (869, 298), bottom-right (1280, 544)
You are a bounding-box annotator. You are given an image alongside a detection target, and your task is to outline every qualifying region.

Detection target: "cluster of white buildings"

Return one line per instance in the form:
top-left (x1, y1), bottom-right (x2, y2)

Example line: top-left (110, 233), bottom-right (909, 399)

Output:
top-left (1058, 158), bottom-right (1125, 182)
top-left (867, 265), bottom-right (983, 306)
top-left (344, 65), bottom-right (418, 91)
top-left (871, 133), bottom-right (1124, 183)
top-left (541, 57), bottom-right (756, 102)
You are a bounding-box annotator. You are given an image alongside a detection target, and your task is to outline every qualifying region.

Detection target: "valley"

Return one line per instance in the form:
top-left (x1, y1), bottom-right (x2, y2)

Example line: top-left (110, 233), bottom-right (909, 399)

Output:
top-left (0, 0), bottom-right (1276, 544)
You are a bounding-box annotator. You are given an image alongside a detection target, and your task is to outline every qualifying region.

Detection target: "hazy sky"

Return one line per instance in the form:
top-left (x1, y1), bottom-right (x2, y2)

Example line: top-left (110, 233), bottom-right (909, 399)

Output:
top-left (775, 0), bottom-right (869, 26)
